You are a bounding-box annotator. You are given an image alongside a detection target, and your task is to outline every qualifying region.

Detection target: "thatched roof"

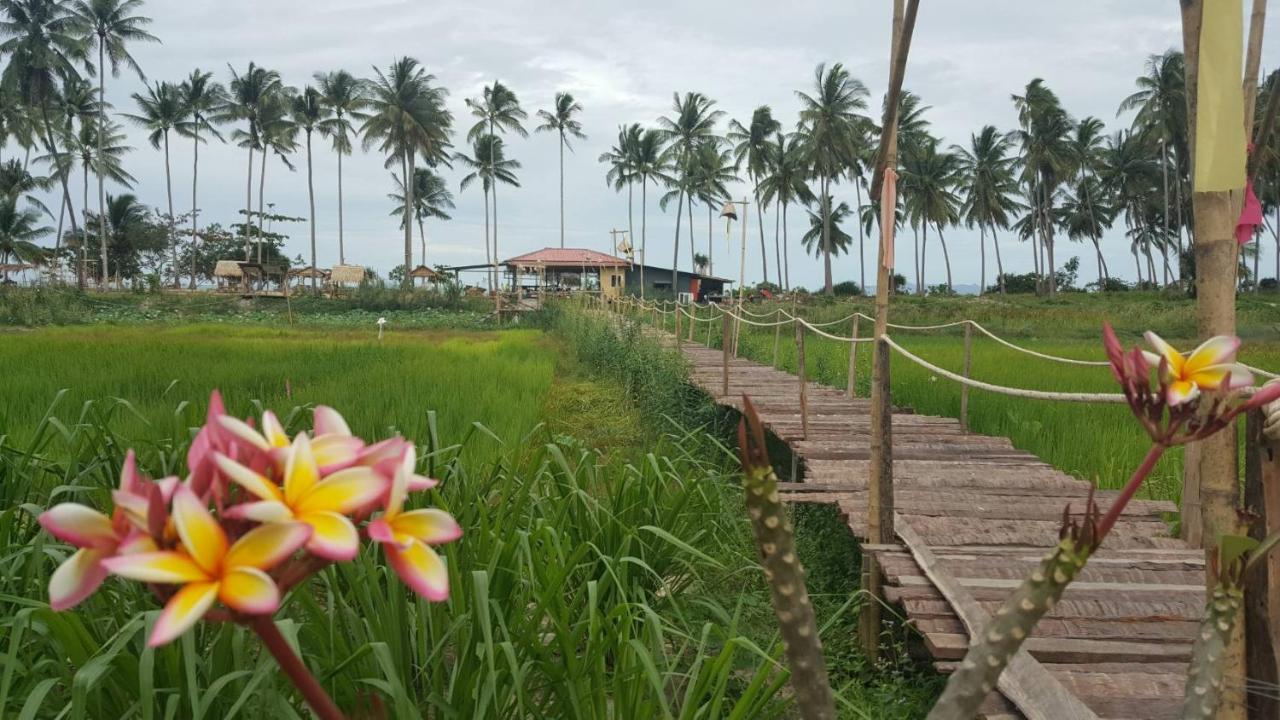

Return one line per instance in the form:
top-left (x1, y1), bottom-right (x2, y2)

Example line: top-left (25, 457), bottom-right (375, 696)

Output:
top-left (289, 266), bottom-right (328, 279)
top-left (213, 260), bottom-right (243, 278)
top-left (409, 265), bottom-right (440, 279)
top-left (329, 265), bottom-right (365, 284)
top-left (0, 263), bottom-right (38, 273)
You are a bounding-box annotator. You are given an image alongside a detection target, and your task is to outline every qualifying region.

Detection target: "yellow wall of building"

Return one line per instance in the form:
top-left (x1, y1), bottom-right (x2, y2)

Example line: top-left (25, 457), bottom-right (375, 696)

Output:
top-left (601, 267), bottom-right (625, 298)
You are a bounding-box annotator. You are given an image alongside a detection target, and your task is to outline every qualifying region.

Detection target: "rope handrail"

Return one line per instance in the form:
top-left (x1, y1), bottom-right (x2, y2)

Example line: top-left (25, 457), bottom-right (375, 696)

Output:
top-left (795, 317), bottom-right (876, 344)
top-left (719, 307), bottom-right (794, 328)
top-left (880, 335), bottom-right (1127, 404)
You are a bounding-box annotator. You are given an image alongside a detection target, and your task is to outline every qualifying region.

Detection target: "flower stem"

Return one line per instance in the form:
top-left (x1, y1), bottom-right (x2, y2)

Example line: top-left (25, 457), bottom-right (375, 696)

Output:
top-left (248, 616), bottom-right (346, 720)
top-left (1096, 443), bottom-right (1167, 540)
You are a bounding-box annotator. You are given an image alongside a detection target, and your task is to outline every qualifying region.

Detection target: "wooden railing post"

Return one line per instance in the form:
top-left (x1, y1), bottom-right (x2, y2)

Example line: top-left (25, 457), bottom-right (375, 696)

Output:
top-left (960, 320), bottom-right (973, 432)
top-left (772, 309), bottom-right (782, 368)
top-left (1245, 407), bottom-right (1280, 719)
top-left (687, 304), bottom-right (696, 342)
top-left (796, 322), bottom-right (808, 440)
top-left (860, 336), bottom-right (895, 660)
top-left (675, 303), bottom-right (682, 349)
top-left (706, 306), bottom-right (715, 346)
top-left (721, 309), bottom-right (731, 397)
top-left (847, 315), bottom-right (861, 399)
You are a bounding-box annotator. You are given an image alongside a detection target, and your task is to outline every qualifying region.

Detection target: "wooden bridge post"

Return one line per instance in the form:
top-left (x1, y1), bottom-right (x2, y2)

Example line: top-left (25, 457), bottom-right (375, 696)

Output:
top-left (960, 321), bottom-right (973, 432)
top-left (796, 323), bottom-right (809, 440)
top-left (847, 315), bottom-right (861, 399)
top-left (1244, 407), bottom-right (1280, 720)
top-left (688, 304), bottom-right (696, 342)
top-left (772, 309), bottom-right (782, 368)
top-left (675, 302), bottom-right (682, 349)
top-left (721, 310), bottom-right (731, 397)
top-left (861, 337), bottom-right (895, 660)
top-left (706, 306), bottom-right (715, 346)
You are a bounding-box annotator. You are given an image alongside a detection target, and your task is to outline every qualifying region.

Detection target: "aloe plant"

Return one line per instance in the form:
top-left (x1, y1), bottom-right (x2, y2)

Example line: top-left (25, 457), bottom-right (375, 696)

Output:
top-left (738, 396), bottom-right (837, 720)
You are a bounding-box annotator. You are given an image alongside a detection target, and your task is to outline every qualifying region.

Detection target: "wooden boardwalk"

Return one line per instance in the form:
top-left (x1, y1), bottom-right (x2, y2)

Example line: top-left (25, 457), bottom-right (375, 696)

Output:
top-left (670, 336), bottom-right (1203, 719)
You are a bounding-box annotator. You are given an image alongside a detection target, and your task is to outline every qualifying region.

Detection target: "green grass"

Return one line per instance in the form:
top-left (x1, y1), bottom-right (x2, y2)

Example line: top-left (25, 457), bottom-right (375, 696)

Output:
top-left (653, 293), bottom-right (1280, 506)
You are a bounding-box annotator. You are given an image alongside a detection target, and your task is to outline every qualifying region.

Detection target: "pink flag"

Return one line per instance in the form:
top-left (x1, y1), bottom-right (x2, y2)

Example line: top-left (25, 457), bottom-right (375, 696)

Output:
top-left (1236, 177), bottom-right (1262, 246)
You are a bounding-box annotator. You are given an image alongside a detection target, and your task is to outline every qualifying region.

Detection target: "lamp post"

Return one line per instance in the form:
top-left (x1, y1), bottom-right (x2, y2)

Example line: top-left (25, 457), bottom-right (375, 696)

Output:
top-left (721, 198), bottom-right (750, 353)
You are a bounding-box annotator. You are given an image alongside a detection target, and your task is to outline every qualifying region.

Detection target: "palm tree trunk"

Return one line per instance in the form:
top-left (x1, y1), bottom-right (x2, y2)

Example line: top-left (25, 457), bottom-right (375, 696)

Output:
top-left (1253, 227), bottom-right (1261, 291)
top-left (912, 223), bottom-right (921, 294)
top-left (707, 203), bottom-right (714, 277)
top-left (627, 180), bottom-right (635, 271)
top-left (492, 171), bottom-right (500, 292)
top-left (483, 184), bottom-right (491, 292)
top-left (1092, 237), bottom-right (1105, 290)
top-left (672, 187), bottom-right (684, 294)
top-left (688, 194), bottom-right (696, 277)
top-left (1043, 182), bottom-right (1057, 297)
top-left (244, 143), bottom-right (254, 260)
top-left (82, 163), bottom-right (88, 274)
top-left (39, 101), bottom-right (80, 288)
top-left (773, 196), bottom-right (782, 290)
top-left (55, 189), bottom-right (65, 252)
top-left (306, 130), bottom-right (317, 291)
top-left (337, 138), bottom-right (346, 265)
top-left (978, 224), bottom-right (986, 295)
top-left (938, 225), bottom-right (953, 293)
top-left (755, 179), bottom-right (768, 284)
top-left (97, 37), bottom-right (107, 287)
top-left (403, 150), bottom-right (414, 289)
top-left (257, 146), bottom-right (267, 263)
top-left (559, 132), bottom-right (565, 248)
top-left (921, 221), bottom-right (930, 295)
top-left (992, 224), bottom-right (1005, 294)
top-left (164, 132), bottom-right (178, 288)
top-left (419, 217), bottom-right (426, 268)
top-left (822, 177), bottom-right (833, 294)
top-left (856, 180), bottom-right (866, 292)
top-left (190, 121), bottom-right (200, 289)
top-left (640, 177), bottom-right (647, 299)
top-left (782, 200), bottom-right (790, 291)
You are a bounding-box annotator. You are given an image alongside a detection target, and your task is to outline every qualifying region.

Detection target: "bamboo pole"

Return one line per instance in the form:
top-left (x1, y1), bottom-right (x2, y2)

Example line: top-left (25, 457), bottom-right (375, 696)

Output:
top-left (960, 321), bottom-right (973, 432)
top-left (861, 0), bottom-right (916, 662)
top-left (797, 322), bottom-right (809, 440)
top-left (846, 315), bottom-right (860, 399)
top-left (721, 309), bottom-right (731, 397)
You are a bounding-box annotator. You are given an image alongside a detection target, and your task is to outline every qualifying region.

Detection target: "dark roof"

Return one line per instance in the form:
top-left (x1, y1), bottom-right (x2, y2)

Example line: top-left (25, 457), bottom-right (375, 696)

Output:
top-left (628, 263), bottom-right (734, 284)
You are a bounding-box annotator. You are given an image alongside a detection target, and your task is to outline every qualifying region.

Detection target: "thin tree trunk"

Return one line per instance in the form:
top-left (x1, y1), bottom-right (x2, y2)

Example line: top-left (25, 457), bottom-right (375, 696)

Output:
top-left (921, 221), bottom-right (930, 295)
top-left (755, 178), bottom-right (768, 284)
top-left (40, 102), bottom-right (81, 287)
top-left (403, 151), bottom-right (414, 288)
top-left (1092, 237), bottom-right (1106, 289)
top-left (640, 177), bottom-right (647, 299)
top-left (164, 132), bottom-right (178, 288)
top-left (992, 224), bottom-right (1005, 293)
top-left (978, 224), bottom-right (986, 295)
top-left (55, 189), bottom-right (66, 252)
top-left (856, 180), bottom-right (866, 291)
top-left (912, 223), bottom-right (921, 294)
top-left (1044, 181), bottom-right (1057, 296)
top-left (707, 203), bottom-right (713, 277)
top-left (938, 225), bottom-right (953, 293)
top-left (244, 143), bottom-right (253, 260)
top-left (627, 180), bottom-right (635, 271)
top-left (483, 184), bottom-right (491, 292)
top-left (773, 196), bottom-right (782, 290)
top-left (190, 121), bottom-right (200, 289)
top-left (306, 130), bottom-right (316, 291)
top-left (257, 145), bottom-right (267, 263)
top-left (782, 200), bottom-right (790, 291)
top-left (822, 177), bottom-right (833, 294)
top-left (689, 194), bottom-right (696, 276)
top-left (672, 187), bottom-right (684, 294)
top-left (419, 217), bottom-right (426, 268)
top-left (558, 132), bottom-right (565, 247)
top-left (337, 137), bottom-right (345, 265)
top-left (492, 171), bottom-right (500, 291)
top-left (97, 37), bottom-right (107, 286)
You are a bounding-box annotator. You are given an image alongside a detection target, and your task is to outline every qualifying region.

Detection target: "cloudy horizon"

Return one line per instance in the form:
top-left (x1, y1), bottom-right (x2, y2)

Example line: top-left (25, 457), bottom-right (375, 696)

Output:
top-left (6, 0), bottom-right (1279, 291)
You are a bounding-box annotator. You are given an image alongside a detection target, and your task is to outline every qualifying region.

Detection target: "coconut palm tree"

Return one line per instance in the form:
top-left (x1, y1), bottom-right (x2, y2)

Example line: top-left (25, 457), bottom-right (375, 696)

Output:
top-left (599, 123), bottom-right (641, 260)
top-left (221, 62), bottom-right (281, 258)
top-left (0, 85), bottom-right (38, 167)
top-left (466, 80), bottom-right (525, 290)
top-left (629, 127), bottom-right (672, 298)
top-left (315, 69), bottom-right (365, 265)
top-left (727, 105), bottom-right (781, 285)
top-left (454, 135), bottom-right (518, 281)
top-left (388, 167), bottom-right (454, 268)
top-left (1011, 78), bottom-right (1074, 295)
top-left (758, 132), bottom-right (814, 291)
top-left (177, 69), bottom-right (225, 288)
top-left (0, 195), bottom-right (51, 280)
top-left (796, 63), bottom-right (868, 294)
top-left (124, 80), bottom-right (185, 286)
top-left (658, 91), bottom-right (723, 291)
top-left (535, 91), bottom-right (585, 248)
top-left (69, 0), bottom-right (157, 285)
top-left (1118, 50), bottom-right (1187, 263)
top-left (49, 76), bottom-right (95, 246)
top-left (1101, 129), bottom-right (1160, 286)
top-left (955, 125), bottom-right (1022, 294)
top-left (800, 196), bottom-right (853, 258)
top-left (245, 88), bottom-right (295, 263)
top-left (362, 58), bottom-right (452, 288)
top-left (65, 117), bottom-right (132, 277)
top-left (1, 0), bottom-right (91, 284)
top-left (288, 86), bottom-right (329, 289)
top-left (0, 158), bottom-right (53, 211)
top-left (690, 139), bottom-right (737, 277)
top-left (900, 136), bottom-right (962, 294)
top-left (1058, 175), bottom-right (1114, 289)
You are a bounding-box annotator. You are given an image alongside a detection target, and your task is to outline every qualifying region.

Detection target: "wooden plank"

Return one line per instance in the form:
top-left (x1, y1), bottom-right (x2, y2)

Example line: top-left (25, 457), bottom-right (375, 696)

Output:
top-left (894, 518), bottom-right (1099, 720)
top-left (925, 633), bottom-right (1192, 664)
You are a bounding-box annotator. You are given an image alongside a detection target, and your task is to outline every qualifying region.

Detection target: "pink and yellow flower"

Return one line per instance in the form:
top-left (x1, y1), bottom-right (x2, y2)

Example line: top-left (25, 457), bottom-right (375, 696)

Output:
top-left (103, 484), bottom-right (311, 646)
top-left (368, 447), bottom-right (460, 601)
top-left (38, 451), bottom-right (160, 610)
top-left (217, 433), bottom-right (387, 561)
top-left (1142, 332), bottom-right (1253, 406)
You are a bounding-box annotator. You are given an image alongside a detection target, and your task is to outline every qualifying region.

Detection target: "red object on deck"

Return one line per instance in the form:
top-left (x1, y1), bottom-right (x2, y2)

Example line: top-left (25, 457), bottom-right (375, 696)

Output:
top-left (689, 277), bottom-right (701, 299)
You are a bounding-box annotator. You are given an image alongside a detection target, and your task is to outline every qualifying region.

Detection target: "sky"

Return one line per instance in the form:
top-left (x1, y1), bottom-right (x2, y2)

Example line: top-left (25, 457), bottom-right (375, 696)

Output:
top-left (8, 0), bottom-right (1280, 291)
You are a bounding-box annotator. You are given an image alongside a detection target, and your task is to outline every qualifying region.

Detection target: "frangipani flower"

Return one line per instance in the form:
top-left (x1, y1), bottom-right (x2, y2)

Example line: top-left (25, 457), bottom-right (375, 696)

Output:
top-left (103, 485), bottom-right (311, 646)
top-left (1142, 332), bottom-right (1253, 406)
top-left (368, 448), bottom-right (461, 601)
top-left (219, 406), bottom-right (365, 475)
top-left (217, 433), bottom-right (387, 561)
top-left (38, 451), bottom-right (160, 610)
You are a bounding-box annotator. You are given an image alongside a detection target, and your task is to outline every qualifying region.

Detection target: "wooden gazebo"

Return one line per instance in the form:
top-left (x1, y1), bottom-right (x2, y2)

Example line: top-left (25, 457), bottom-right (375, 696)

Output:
top-left (409, 265), bottom-right (441, 287)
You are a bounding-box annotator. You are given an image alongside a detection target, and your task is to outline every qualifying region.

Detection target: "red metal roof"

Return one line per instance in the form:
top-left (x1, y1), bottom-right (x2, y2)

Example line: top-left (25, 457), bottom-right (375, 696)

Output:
top-left (503, 248), bottom-right (629, 268)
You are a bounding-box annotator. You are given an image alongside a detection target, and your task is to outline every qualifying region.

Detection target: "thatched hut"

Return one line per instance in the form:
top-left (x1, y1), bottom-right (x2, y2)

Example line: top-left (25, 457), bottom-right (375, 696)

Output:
top-left (329, 265), bottom-right (365, 286)
top-left (288, 266), bottom-right (328, 289)
top-left (409, 265), bottom-right (441, 287)
top-left (213, 260), bottom-right (244, 293)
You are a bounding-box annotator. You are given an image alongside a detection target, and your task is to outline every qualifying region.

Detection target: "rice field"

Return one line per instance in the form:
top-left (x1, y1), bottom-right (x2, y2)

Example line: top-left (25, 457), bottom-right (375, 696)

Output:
top-left (663, 295), bottom-right (1280, 507)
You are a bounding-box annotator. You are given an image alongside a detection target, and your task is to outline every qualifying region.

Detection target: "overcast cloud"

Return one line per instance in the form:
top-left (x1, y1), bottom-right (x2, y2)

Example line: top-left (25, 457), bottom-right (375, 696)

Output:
top-left (9, 0), bottom-right (1280, 290)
